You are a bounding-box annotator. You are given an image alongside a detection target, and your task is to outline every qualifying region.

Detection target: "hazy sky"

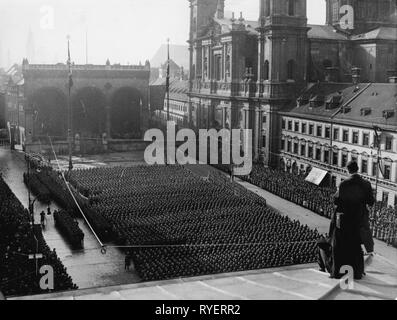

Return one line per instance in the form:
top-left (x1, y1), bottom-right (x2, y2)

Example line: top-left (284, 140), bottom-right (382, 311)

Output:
top-left (0, 0), bottom-right (326, 69)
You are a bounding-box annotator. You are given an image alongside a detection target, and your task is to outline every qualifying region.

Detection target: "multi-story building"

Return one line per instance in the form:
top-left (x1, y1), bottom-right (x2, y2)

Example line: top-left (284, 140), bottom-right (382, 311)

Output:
top-left (0, 92), bottom-right (5, 129)
top-left (187, 0), bottom-right (397, 159)
top-left (280, 81), bottom-right (397, 205)
top-left (155, 80), bottom-right (189, 128)
top-left (185, 0), bottom-right (397, 201)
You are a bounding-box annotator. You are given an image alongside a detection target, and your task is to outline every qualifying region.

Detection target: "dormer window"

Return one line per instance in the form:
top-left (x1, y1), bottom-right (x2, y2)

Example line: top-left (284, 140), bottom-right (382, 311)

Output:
top-left (297, 93), bottom-right (310, 106)
top-left (325, 95), bottom-right (343, 110)
top-left (383, 110), bottom-right (395, 119)
top-left (309, 95), bottom-right (325, 108)
top-left (360, 107), bottom-right (371, 116)
top-left (342, 106), bottom-right (351, 114)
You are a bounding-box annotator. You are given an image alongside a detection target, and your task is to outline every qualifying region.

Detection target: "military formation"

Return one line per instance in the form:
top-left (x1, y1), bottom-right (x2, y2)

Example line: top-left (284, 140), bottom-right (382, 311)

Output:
top-left (68, 165), bottom-right (320, 281)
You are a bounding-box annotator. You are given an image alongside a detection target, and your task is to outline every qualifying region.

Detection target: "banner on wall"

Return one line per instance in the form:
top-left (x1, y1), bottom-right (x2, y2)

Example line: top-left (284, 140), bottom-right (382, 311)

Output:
top-left (305, 167), bottom-right (328, 186)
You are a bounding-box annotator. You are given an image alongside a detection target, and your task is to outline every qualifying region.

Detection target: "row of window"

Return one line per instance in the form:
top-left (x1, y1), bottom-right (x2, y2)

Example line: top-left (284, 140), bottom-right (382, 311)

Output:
top-left (282, 140), bottom-right (393, 180)
top-left (282, 119), bottom-right (394, 151)
top-left (164, 102), bottom-right (187, 113)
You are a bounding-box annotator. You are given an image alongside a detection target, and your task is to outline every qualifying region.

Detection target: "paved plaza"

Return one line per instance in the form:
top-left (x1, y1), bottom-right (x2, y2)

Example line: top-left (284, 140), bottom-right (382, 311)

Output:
top-left (1, 147), bottom-right (396, 300)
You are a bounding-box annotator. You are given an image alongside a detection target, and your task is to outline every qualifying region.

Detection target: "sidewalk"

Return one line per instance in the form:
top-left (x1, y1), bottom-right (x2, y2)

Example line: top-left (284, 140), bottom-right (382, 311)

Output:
top-left (0, 148), bottom-right (141, 291)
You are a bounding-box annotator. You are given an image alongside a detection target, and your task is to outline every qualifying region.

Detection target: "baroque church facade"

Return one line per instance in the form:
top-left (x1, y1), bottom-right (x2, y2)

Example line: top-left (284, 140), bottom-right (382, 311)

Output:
top-left (187, 0), bottom-right (397, 167)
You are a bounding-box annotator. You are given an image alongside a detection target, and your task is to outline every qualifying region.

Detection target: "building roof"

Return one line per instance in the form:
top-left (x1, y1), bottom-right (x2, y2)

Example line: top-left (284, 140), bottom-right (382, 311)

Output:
top-left (160, 59), bottom-right (181, 70)
top-left (169, 80), bottom-right (189, 102)
top-left (308, 25), bottom-right (348, 41)
top-left (150, 78), bottom-right (167, 86)
top-left (150, 44), bottom-right (189, 70)
top-left (285, 82), bottom-right (397, 131)
top-left (150, 79), bottom-right (189, 102)
top-left (351, 27), bottom-right (397, 41)
top-left (213, 16), bottom-right (259, 36)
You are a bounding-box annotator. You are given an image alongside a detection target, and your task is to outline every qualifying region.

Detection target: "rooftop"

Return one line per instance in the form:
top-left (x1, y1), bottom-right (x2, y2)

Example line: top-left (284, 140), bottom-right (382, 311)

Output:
top-left (351, 26), bottom-right (397, 41)
top-left (308, 25), bottom-right (348, 41)
top-left (286, 82), bottom-right (397, 130)
top-left (150, 44), bottom-right (189, 70)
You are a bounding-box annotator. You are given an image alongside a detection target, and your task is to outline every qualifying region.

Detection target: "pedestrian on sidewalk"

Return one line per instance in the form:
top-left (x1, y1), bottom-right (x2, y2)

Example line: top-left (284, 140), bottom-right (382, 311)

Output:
top-left (125, 253), bottom-right (131, 271)
top-left (40, 210), bottom-right (46, 229)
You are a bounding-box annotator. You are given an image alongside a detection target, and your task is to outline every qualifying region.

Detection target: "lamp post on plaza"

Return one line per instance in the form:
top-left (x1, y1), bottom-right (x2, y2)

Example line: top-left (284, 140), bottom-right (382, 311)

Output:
top-left (67, 35), bottom-right (73, 172)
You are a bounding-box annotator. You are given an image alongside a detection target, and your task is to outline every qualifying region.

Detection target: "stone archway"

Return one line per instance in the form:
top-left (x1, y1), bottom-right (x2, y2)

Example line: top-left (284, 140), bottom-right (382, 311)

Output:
top-left (72, 87), bottom-right (106, 137)
top-left (292, 161), bottom-right (298, 175)
top-left (110, 87), bottom-right (142, 139)
top-left (30, 87), bottom-right (67, 139)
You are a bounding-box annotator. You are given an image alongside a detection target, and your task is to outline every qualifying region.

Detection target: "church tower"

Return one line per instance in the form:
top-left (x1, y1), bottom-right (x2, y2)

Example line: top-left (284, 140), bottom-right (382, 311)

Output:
top-left (189, 0), bottom-right (219, 40)
top-left (326, 0), bottom-right (397, 34)
top-left (256, 0), bottom-right (309, 167)
top-left (257, 0), bottom-right (308, 85)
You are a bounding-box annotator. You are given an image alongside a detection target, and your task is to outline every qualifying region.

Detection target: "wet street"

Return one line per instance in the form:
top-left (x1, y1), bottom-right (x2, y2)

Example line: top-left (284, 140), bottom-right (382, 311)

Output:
top-left (0, 146), bottom-right (141, 290)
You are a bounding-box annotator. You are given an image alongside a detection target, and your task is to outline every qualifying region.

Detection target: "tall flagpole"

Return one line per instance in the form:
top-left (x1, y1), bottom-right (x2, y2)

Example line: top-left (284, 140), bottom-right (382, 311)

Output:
top-left (165, 38), bottom-right (171, 165)
top-left (166, 38), bottom-right (170, 122)
top-left (67, 35), bottom-right (73, 172)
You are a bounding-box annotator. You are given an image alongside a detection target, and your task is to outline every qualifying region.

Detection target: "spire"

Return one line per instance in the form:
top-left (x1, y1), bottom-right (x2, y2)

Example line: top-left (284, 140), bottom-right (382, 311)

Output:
top-left (216, 0), bottom-right (225, 19)
top-left (26, 27), bottom-right (35, 63)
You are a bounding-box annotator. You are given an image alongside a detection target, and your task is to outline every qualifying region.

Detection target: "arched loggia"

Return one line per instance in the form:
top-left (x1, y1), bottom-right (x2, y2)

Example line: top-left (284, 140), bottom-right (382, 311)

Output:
top-left (110, 87), bottom-right (142, 139)
top-left (72, 87), bottom-right (107, 137)
top-left (30, 87), bottom-right (67, 139)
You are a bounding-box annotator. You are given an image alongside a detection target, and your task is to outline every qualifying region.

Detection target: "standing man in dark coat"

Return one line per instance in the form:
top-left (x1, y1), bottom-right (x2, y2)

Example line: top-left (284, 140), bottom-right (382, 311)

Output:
top-left (331, 161), bottom-right (375, 280)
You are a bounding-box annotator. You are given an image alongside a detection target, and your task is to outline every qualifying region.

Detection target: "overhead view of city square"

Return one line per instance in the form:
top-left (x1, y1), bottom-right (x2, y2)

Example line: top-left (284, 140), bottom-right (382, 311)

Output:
top-left (0, 0), bottom-right (397, 306)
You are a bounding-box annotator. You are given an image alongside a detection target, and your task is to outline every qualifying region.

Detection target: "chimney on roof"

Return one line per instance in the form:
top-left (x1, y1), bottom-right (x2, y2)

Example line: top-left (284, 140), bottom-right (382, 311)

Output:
top-left (216, 0), bottom-right (225, 19)
top-left (351, 67), bottom-right (361, 85)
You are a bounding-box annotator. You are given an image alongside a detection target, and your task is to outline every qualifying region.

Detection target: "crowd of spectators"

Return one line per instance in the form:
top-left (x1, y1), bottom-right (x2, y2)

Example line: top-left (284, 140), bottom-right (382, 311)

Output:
top-left (234, 164), bottom-right (397, 247)
top-left (68, 165), bottom-right (320, 281)
top-left (241, 164), bottom-right (336, 219)
top-left (0, 176), bottom-right (77, 297)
